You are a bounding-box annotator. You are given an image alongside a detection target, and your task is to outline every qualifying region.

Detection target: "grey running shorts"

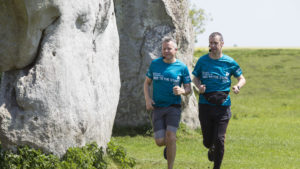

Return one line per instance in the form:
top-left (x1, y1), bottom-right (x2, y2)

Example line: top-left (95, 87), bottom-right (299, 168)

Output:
top-left (151, 105), bottom-right (181, 139)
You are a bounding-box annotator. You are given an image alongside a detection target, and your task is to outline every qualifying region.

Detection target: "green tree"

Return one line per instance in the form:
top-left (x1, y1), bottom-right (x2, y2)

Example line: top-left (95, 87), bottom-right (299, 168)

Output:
top-left (189, 5), bottom-right (212, 42)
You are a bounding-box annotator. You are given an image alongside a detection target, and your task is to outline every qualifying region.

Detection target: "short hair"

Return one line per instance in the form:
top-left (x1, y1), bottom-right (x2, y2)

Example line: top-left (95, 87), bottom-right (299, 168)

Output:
top-left (162, 37), bottom-right (178, 49)
top-left (209, 32), bottom-right (224, 42)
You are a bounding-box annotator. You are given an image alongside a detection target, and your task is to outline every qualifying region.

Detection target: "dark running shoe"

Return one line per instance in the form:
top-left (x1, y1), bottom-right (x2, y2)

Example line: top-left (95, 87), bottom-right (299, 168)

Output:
top-left (208, 146), bottom-right (215, 162)
top-left (163, 146), bottom-right (167, 160)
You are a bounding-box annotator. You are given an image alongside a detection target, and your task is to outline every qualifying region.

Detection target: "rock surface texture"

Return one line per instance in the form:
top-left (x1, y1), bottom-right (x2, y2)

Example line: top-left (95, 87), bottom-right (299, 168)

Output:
top-left (114, 0), bottom-right (200, 129)
top-left (0, 0), bottom-right (120, 156)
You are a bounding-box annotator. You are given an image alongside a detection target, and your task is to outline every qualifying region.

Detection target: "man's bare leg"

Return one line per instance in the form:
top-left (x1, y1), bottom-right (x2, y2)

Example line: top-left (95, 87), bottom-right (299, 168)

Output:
top-left (166, 131), bottom-right (176, 169)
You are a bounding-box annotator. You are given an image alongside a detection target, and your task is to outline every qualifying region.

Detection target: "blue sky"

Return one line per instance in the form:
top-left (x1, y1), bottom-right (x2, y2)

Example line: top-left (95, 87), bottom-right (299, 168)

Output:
top-left (190, 0), bottom-right (300, 47)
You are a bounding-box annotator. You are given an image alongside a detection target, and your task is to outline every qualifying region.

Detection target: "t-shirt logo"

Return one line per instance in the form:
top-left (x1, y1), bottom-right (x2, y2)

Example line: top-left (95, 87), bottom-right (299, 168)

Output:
top-left (153, 72), bottom-right (181, 84)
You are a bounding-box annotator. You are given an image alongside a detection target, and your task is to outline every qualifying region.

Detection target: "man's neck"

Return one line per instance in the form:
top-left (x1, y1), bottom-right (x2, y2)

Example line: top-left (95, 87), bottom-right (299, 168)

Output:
top-left (209, 52), bottom-right (222, 60)
top-left (163, 57), bottom-right (176, 64)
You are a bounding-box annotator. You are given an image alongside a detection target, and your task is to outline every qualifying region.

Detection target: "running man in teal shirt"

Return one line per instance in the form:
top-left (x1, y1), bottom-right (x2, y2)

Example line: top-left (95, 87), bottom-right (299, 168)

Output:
top-left (193, 32), bottom-right (246, 169)
top-left (144, 37), bottom-right (191, 169)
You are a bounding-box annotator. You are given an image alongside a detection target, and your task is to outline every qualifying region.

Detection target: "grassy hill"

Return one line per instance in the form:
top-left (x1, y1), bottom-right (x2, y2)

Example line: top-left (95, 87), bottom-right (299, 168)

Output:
top-left (112, 48), bottom-right (300, 169)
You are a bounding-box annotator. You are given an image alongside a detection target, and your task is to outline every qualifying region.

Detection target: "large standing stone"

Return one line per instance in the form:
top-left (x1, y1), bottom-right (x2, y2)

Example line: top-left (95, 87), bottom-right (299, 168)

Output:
top-left (114, 0), bottom-right (200, 129)
top-left (0, 0), bottom-right (120, 156)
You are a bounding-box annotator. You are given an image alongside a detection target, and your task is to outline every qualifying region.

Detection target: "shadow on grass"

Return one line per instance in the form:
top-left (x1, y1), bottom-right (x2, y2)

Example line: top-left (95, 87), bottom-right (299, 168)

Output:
top-left (112, 123), bottom-right (203, 138)
top-left (112, 124), bottom-right (153, 137)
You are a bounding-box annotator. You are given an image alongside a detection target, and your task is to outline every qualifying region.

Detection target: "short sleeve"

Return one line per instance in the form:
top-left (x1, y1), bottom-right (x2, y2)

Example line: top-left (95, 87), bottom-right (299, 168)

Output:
top-left (183, 66), bottom-right (191, 84)
top-left (192, 59), bottom-right (201, 78)
top-left (232, 60), bottom-right (242, 77)
top-left (146, 63), bottom-right (153, 79)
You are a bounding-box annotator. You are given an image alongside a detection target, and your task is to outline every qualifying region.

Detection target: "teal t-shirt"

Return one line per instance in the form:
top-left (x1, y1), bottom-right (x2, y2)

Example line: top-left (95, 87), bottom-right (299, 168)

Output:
top-left (146, 58), bottom-right (191, 107)
top-left (192, 54), bottom-right (242, 106)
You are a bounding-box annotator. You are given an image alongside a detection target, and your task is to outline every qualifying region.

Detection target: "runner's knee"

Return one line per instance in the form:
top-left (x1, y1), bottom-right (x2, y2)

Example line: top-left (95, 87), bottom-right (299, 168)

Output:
top-left (155, 138), bottom-right (165, 146)
top-left (215, 136), bottom-right (225, 147)
top-left (203, 139), bottom-right (212, 148)
top-left (166, 131), bottom-right (176, 143)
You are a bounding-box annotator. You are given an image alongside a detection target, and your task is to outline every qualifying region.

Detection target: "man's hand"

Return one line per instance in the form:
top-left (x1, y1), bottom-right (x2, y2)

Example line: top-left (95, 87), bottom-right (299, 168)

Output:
top-left (144, 77), bottom-right (155, 111)
top-left (198, 84), bottom-right (206, 94)
top-left (173, 86), bottom-right (185, 95)
top-left (232, 85), bottom-right (240, 94)
top-left (145, 98), bottom-right (155, 111)
top-left (232, 75), bottom-right (246, 94)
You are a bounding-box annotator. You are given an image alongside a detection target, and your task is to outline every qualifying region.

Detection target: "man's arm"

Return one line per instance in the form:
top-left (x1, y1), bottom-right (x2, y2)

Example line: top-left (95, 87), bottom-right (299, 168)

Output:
top-left (183, 83), bottom-right (191, 96)
top-left (144, 77), bottom-right (155, 110)
top-left (232, 74), bottom-right (246, 94)
top-left (192, 76), bottom-right (206, 94)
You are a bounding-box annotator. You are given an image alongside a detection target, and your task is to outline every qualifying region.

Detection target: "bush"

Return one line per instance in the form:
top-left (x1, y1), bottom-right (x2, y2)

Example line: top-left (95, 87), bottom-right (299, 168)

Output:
top-left (0, 141), bottom-right (136, 169)
top-left (107, 141), bottom-right (136, 169)
top-left (59, 142), bottom-right (107, 169)
top-left (0, 144), bottom-right (59, 169)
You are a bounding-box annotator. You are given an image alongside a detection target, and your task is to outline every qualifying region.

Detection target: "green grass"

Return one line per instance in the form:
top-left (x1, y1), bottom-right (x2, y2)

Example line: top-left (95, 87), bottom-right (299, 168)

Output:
top-left (112, 48), bottom-right (300, 169)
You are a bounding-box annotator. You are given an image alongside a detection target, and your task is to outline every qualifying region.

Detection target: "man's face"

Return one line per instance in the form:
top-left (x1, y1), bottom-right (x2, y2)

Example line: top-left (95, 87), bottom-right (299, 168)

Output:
top-left (209, 35), bottom-right (224, 53)
top-left (162, 41), bottom-right (177, 59)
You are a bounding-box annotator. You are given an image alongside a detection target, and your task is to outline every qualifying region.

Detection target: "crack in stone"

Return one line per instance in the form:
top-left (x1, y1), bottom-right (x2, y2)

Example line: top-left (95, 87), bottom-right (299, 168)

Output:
top-left (92, 1), bottom-right (112, 53)
top-left (23, 16), bottom-right (60, 77)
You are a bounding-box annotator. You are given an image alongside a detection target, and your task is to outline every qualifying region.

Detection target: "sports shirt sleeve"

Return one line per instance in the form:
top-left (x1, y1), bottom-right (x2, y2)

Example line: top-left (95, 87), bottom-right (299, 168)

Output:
top-left (183, 66), bottom-right (192, 84)
top-left (192, 59), bottom-right (201, 78)
top-left (146, 63), bottom-right (153, 79)
top-left (232, 60), bottom-right (242, 77)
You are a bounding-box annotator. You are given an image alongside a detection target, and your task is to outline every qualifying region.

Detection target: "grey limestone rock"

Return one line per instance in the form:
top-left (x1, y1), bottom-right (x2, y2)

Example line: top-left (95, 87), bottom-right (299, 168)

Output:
top-left (0, 0), bottom-right (120, 156)
top-left (114, 0), bottom-right (200, 129)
